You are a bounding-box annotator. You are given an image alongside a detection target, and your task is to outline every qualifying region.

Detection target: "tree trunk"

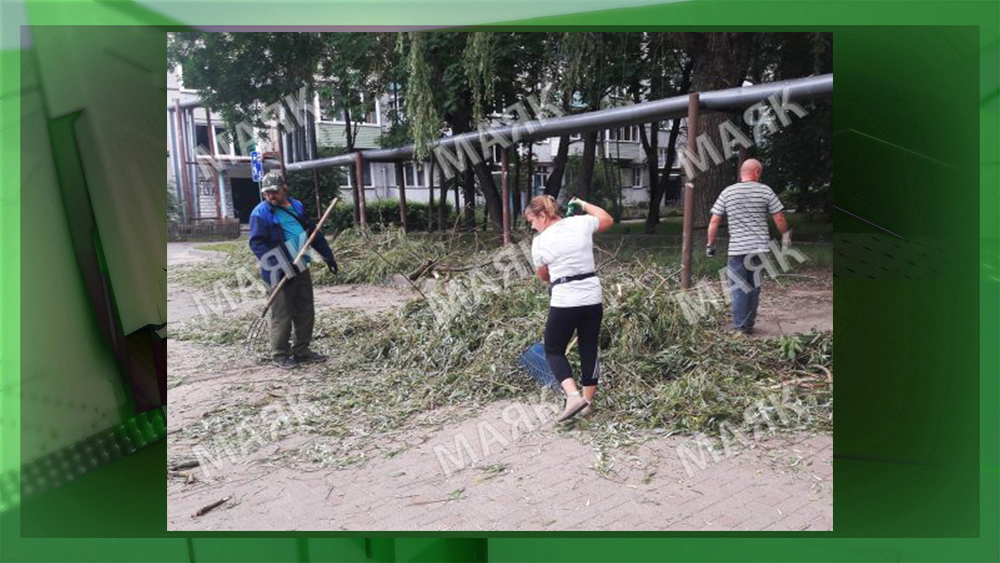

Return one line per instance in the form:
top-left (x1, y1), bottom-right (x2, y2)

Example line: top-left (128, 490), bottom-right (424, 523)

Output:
top-left (427, 160), bottom-right (436, 231)
top-left (462, 156), bottom-right (476, 230)
top-left (639, 122), bottom-right (660, 231)
top-left (543, 93), bottom-right (572, 198)
top-left (307, 92), bottom-right (318, 160)
top-left (600, 140), bottom-right (620, 221)
top-left (690, 112), bottom-right (738, 229)
top-left (307, 97), bottom-right (321, 215)
top-left (434, 161), bottom-right (446, 230)
top-left (512, 147), bottom-right (522, 227)
top-left (544, 134), bottom-right (570, 198)
top-left (647, 116), bottom-right (684, 232)
top-left (473, 154), bottom-right (503, 232)
top-left (395, 162), bottom-right (408, 232)
top-left (580, 131), bottom-right (599, 199)
top-left (526, 142), bottom-right (534, 198)
top-left (685, 33), bottom-right (754, 230)
top-left (343, 108), bottom-right (360, 225)
top-left (509, 147), bottom-right (520, 225)
top-left (645, 58), bottom-right (694, 233)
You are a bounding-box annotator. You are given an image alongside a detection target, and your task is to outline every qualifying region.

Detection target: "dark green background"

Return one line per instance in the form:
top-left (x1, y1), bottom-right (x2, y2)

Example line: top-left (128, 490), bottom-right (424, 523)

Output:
top-left (1, 0), bottom-right (997, 561)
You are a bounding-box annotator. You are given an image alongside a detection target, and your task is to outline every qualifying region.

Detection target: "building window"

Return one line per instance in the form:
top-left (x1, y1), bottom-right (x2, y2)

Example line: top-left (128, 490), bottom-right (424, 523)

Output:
top-left (343, 162), bottom-right (375, 187)
top-left (199, 177), bottom-right (215, 196)
top-left (532, 166), bottom-right (549, 191)
top-left (633, 168), bottom-right (643, 187)
top-left (233, 133), bottom-right (244, 157)
top-left (214, 126), bottom-right (231, 155)
top-left (607, 126), bottom-right (638, 142)
top-left (195, 125), bottom-right (210, 153)
top-left (404, 162), bottom-right (425, 187)
top-left (316, 85), bottom-right (379, 125)
top-left (384, 90), bottom-right (405, 124)
top-left (491, 145), bottom-right (507, 164)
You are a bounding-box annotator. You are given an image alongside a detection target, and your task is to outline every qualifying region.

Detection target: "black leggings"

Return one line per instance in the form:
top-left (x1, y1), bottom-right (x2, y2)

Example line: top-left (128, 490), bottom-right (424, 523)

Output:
top-left (544, 303), bottom-right (603, 386)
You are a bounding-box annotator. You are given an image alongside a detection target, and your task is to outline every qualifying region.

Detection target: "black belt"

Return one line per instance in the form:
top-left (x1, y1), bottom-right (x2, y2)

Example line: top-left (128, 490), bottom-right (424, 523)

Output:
top-left (548, 272), bottom-right (596, 295)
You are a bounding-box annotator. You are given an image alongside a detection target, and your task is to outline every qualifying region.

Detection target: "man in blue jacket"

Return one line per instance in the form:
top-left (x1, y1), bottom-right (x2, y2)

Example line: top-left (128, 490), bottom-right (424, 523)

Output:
top-left (250, 171), bottom-right (339, 369)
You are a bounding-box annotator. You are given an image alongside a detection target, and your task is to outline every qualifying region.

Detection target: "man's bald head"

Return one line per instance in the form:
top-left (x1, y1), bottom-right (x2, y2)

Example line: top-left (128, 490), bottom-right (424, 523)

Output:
top-left (740, 159), bottom-right (763, 182)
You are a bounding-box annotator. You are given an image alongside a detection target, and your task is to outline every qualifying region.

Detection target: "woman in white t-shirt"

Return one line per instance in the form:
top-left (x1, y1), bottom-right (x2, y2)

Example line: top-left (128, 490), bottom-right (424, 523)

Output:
top-left (526, 195), bottom-right (614, 422)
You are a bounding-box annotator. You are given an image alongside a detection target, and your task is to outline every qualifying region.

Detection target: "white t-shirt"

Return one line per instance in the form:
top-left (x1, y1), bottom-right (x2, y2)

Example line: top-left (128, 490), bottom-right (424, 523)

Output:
top-left (531, 215), bottom-right (603, 308)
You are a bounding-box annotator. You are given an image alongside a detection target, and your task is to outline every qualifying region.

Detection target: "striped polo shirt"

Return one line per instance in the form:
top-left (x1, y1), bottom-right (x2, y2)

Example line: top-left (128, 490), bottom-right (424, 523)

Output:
top-left (710, 181), bottom-right (785, 256)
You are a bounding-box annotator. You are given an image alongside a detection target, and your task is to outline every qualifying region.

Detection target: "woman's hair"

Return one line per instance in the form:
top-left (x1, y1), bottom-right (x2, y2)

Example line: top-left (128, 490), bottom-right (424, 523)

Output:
top-left (525, 194), bottom-right (562, 220)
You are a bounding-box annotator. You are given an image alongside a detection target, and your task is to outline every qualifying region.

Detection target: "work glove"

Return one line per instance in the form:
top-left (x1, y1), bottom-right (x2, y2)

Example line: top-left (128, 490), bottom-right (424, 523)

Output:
top-left (706, 245), bottom-right (716, 258)
top-left (567, 197), bottom-right (586, 217)
top-left (326, 256), bottom-right (339, 276)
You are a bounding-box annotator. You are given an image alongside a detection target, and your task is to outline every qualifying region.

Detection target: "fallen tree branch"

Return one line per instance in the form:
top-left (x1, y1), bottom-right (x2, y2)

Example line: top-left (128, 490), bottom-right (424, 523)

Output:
top-left (170, 460), bottom-right (200, 471)
top-left (193, 496), bottom-right (230, 518)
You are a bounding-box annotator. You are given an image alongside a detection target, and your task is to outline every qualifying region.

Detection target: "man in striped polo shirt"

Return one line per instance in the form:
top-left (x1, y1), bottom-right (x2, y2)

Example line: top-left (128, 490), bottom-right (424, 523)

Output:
top-left (706, 159), bottom-right (789, 334)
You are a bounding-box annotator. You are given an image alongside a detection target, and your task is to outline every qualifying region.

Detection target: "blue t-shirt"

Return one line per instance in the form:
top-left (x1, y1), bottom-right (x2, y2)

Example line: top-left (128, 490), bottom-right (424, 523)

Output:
top-left (275, 205), bottom-right (311, 268)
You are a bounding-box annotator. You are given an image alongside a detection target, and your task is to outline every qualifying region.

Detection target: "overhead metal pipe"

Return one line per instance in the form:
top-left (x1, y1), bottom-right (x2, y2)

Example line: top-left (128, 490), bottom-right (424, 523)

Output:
top-left (167, 111), bottom-right (183, 212)
top-left (206, 108), bottom-right (222, 219)
top-left (173, 99), bottom-right (193, 220)
top-left (285, 73), bottom-right (832, 173)
top-left (167, 97), bottom-right (203, 111)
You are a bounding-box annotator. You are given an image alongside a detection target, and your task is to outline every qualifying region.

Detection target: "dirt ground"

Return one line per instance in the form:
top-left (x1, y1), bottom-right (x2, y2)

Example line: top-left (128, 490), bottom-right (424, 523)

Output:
top-left (752, 273), bottom-right (833, 336)
top-left (167, 243), bottom-right (833, 531)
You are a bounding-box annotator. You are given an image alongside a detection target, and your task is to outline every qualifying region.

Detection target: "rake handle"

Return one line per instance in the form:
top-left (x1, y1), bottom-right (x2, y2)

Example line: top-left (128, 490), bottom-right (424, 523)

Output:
top-left (258, 198), bottom-right (340, 318)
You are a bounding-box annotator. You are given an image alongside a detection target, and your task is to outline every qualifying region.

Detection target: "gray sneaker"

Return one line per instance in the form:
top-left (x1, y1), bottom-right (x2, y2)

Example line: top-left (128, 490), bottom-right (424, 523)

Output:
top-left (294, 351), bottom-right (327, 364)
top-left (272, 355), bottom-right (297, 370)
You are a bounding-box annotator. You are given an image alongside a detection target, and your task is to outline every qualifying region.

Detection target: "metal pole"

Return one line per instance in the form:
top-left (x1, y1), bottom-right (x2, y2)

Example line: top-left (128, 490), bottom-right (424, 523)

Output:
top-left (206, 109), bottom-right (222, 220)
top-left (355, 153), bottom-right (369, 231)
top-left (174, 100), bottom-right (193, 220)
top-left (167, 113), bottom-right (182, 212)
top-left (501, 149), bottom-right (510, 245)
top-left (681, 92), bottom-right (699, 290)
top-left (187, 109), bottom-right (199, 219)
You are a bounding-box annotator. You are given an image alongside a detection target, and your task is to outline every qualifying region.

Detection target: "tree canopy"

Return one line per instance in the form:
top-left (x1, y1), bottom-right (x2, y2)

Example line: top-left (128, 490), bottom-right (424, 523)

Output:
top-left (168, 32), bottom-right (833, 232)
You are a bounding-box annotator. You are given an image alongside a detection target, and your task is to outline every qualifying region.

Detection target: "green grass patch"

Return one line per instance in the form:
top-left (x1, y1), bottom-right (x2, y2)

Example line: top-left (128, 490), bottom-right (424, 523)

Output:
top-left (606, 211), bottom-right (832, 242)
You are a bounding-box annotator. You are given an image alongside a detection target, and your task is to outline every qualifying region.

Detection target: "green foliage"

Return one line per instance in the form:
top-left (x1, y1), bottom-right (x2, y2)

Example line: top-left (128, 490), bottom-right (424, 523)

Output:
top-left (778, 335), bottom-right (805, 362)
top-left (463, 33), bottom-right (496, 124)
top-left (314, 252), bottom-right (833, 449)
top-left (403, 33), bottom-right (443, 159)
top-left (169, 31), bottom-right (832, 221)
top-left (325, 200), bottom-right (457, 233)
top-left (316, 33), bottom-right (398, 149)
top-left (284, 147), bottom-right (345, 219)
top-left (168, 32), bottom-right (326, 132)
top-left (562, 154), bottom-right (614, 209)
top-left (749, 33), bottom-right (833, 213)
